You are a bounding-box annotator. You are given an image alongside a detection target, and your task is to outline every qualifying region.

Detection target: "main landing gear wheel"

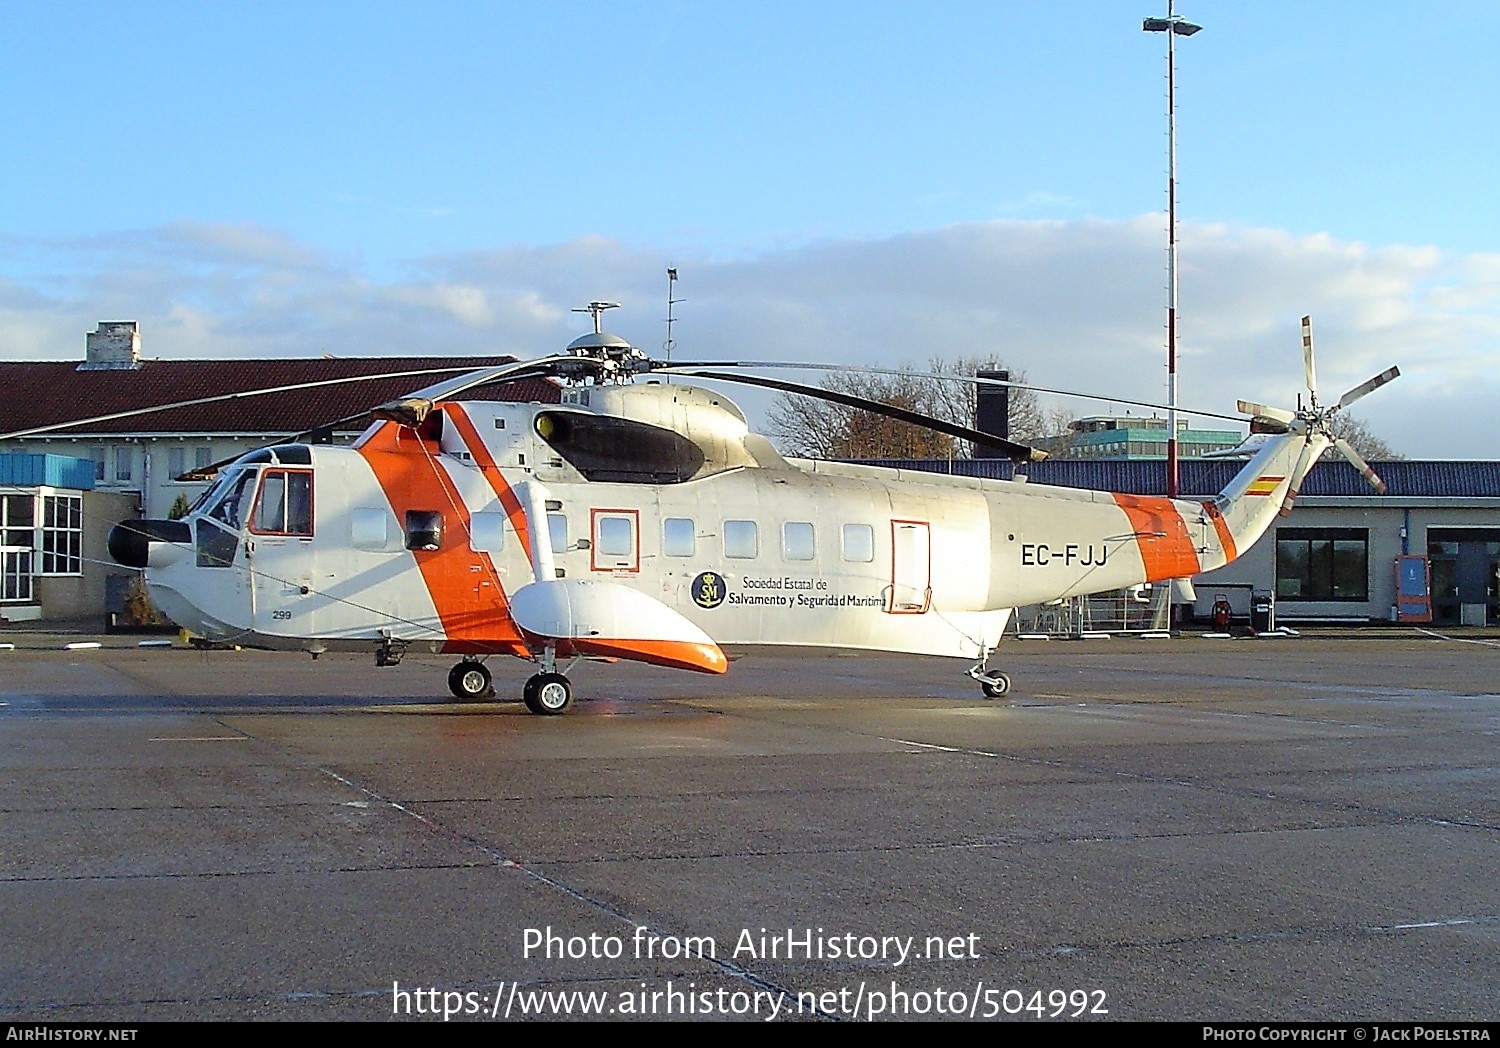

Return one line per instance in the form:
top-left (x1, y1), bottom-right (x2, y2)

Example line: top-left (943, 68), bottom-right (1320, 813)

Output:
top-left (981, 673), bottom-right (1011, 699)
top-left (447, 661), bottom-right (494, 700)
top-left (523, 672), bottom-right (572, 715)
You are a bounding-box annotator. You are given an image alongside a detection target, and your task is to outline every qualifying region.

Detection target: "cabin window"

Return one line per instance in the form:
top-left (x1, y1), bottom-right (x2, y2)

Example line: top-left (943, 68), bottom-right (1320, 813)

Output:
top-left (547, 513), bottom-right (568, 554)
top-left (250, 470), bottom-right (313, 536)
top-left (206, 470), bottom-right (258, 530)
top-left (405, 510), bottom-right (444, 551)
top-left (663, 517), bottom-right (695, 557)
top-left (469, 511), bottom-right (506, 553)
top-left (1275, 528), bottom-right (1368, 601)
top-left (724, 520), bottom-right (758, 560)
top-left (598, 516), bottom-right (633, 557)
top-left (783, 521), bottom-right (815, 561)
top-left (351, 508), bottom-right (390, 550)
top-left (842, 523), bottom-right (874, 563)
top-left (195, 519), bottom-right (240, 568)
top-left (590, 509), bottom-right (639, 572)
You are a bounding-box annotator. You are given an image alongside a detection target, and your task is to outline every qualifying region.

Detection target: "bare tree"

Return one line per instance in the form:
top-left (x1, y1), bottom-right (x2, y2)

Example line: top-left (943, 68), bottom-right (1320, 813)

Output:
top-left (765, 358), bottom-right (1050, 460)
top-left (1326, 411), bottom-right (1404, 461)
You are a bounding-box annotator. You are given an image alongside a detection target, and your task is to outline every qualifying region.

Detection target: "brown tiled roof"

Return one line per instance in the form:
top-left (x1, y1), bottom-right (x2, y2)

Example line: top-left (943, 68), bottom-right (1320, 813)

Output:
top-left (0, 357), bottom-right (561, 436)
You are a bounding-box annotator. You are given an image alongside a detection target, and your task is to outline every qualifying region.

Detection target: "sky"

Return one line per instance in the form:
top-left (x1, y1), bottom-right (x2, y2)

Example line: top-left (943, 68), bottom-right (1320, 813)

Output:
top-left (1, 0), bottom-right (1496, 458)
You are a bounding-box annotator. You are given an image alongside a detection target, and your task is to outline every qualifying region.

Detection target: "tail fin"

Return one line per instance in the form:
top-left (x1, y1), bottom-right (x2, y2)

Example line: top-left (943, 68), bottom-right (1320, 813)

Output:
top-left (1198, 428), bottom-right (1328, 573)
top-left (1198, 316), bottom-right (1397, 573)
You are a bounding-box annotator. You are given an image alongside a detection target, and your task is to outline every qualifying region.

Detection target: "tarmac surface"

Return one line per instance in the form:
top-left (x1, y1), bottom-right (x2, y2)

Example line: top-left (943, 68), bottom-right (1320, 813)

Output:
top-left (0, 628), bottom-right (1496, 1022)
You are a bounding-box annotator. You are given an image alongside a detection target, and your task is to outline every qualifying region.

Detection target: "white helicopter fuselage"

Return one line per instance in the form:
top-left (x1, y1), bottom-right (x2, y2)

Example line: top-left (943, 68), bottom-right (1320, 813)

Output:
top-left (137, 380), bottom-right (1321, 681)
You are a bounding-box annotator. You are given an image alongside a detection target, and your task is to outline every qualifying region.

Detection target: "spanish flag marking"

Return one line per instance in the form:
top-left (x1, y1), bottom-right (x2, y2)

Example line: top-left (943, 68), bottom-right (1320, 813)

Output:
top-left (1246, 475), bottom-right (1284, 497)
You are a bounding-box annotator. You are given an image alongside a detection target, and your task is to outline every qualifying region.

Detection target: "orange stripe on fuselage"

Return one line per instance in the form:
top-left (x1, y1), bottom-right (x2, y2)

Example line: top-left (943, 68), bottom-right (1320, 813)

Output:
top-left (1111, 493), bottom-right (1202, 582)
top-left (355, 420), bottom-right (527, 656)
top-left (443, 404), bottom-right (533, 570)
top-left (1201, 500), bottom-right (1238, 563)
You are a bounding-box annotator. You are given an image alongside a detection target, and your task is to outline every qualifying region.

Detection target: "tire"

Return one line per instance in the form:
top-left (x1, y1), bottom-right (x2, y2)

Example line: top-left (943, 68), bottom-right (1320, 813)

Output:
top-left (447, 661), bottom-right (492, 700)
top-left (523, 672), bottom-right (571, 715)
top-left (981, 673), bottom-right (1010, 699)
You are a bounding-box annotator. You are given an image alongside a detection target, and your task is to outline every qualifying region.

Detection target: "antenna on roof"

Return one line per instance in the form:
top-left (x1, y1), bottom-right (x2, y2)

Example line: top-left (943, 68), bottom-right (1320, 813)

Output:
top-left (664, 267), bottom-right (681, 364)
top-left (664, 268), bottom-right (681, 383)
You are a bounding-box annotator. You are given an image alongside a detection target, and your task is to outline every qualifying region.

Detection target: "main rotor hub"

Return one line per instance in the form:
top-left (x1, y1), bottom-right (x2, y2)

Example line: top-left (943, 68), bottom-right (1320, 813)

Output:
top-left (560, 302), bottom-right (649, 383)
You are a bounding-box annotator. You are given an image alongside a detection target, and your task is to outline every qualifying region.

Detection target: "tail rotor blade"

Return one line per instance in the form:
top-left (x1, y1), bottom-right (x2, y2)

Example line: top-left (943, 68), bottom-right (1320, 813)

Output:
top-left (1236, 400), bottom-right (1296, 424)
top-left (1301, 315), bottom-right (1319, 405)
top-left (1279, 438), bottom-right (1318, 517)
top-left (1337, 366), bottom-right (1401, 411)
top-left (1334, 437), bottom-right (1388, 494)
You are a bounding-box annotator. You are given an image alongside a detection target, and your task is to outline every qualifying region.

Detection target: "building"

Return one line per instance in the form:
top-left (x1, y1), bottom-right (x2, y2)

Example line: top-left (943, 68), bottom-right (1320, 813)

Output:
top-left (1049, 414), bottom-right (1245, 460)
top-left (0, 321), bottom-right (559, 622)
top-left (0, 452), bottom-right (136, 622)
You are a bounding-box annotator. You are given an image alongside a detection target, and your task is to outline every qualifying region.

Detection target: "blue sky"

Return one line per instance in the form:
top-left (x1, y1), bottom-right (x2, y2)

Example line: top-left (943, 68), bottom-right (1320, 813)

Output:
top-left (2, 1), bottom-right (1496, 457)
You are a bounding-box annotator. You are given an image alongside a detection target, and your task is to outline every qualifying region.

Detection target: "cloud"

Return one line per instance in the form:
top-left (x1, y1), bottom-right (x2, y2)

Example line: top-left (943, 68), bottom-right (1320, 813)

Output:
top-left (0, 218), bottom-right (1494, 458)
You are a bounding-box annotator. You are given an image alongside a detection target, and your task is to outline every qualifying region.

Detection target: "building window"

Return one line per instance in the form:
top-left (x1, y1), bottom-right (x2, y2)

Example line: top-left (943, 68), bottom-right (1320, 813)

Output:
top-left (114, 447), bottom-right (133, 483)
top-left (0, 494), bottom-right (34, 601)
top-left (1276, 528), bottom-right (1368, 601)
top-left (167, 446), bottom-right (187, 480)
top-left (40, 494), bottom-right (83, 575)
top-left (194, 446), bottom-right (213, 470)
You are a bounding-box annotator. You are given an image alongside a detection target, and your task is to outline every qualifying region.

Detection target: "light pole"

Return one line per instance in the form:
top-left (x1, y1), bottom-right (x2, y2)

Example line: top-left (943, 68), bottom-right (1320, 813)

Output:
top-left (1143, 3), bottom-right (1200, 500)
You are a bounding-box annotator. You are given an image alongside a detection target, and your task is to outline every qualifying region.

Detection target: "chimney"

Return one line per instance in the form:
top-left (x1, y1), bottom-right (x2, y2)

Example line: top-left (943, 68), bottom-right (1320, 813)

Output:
top-left (974, 369), bottom-right (1010, 458)
top-left (80, 321), bottom-right (142, 371)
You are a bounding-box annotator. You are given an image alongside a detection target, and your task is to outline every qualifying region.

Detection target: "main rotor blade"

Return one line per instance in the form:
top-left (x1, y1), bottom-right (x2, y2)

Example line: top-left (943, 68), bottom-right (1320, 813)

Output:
top-left (1301, 315), bottom-right (1319, 405)
top-left (1336, 366), bottom-right (1401, 411)
top-left (174, 356), bottom-right (573, 479)
top-left (403, 354), bottom-right (577, 404)
top-left (659, 361), bottom-right (1247, 424)
top-left (0, 361), bottom-right (554, 442)
top-left (165, 356), bottom-right (574, 481)
top-left (674, 369), bottom-right (1047, 463)
top-left (1333, 436), bottom-right (1388, 494)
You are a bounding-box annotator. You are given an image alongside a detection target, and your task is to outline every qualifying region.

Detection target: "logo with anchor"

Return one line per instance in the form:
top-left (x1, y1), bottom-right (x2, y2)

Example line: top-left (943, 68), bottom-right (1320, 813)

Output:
top-left (691, 571), bottom-right (726, 609)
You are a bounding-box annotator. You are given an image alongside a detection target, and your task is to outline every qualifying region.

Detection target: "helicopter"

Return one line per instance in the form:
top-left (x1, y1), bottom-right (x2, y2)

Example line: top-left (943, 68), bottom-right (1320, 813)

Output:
top-left (103, 307), bottom-right (1397, 714)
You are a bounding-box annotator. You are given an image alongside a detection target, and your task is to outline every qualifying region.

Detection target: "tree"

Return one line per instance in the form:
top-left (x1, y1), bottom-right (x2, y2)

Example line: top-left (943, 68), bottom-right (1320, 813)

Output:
top-left (765, 357), bottom-right (1052, 460)
top-left (1326, 411), bottom-right (1404, 462)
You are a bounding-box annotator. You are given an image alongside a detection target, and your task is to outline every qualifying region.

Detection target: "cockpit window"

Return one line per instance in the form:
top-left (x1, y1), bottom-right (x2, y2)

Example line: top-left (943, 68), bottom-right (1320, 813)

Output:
top-left (205, 470), bottom-right (259, 530)
top-left (250, 470), bottom-right (313, 536)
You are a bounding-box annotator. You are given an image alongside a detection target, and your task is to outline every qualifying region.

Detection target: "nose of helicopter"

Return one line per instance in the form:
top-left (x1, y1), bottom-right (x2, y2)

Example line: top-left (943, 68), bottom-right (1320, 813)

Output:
top-left (107, 519), bottom-right (192, 569)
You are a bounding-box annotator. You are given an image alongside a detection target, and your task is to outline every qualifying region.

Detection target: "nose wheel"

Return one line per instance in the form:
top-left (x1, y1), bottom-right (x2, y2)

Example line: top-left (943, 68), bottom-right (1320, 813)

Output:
top-left (980, 673), bottom-right (1010, 698)
top-left (523, 672), bottom-right (572, 715)
top-left (447, 660), bottom-right (494, 700)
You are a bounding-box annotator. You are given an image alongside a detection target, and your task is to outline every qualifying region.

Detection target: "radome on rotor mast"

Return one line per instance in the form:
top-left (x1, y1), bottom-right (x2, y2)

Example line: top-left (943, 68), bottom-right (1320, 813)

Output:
top-left (105, 307), bottom-right (1397, 713)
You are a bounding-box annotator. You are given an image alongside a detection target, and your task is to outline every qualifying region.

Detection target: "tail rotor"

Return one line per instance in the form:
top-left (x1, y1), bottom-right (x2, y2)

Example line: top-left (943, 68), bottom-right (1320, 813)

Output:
top-left (1238, 315), bottom-right (1400, 505)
